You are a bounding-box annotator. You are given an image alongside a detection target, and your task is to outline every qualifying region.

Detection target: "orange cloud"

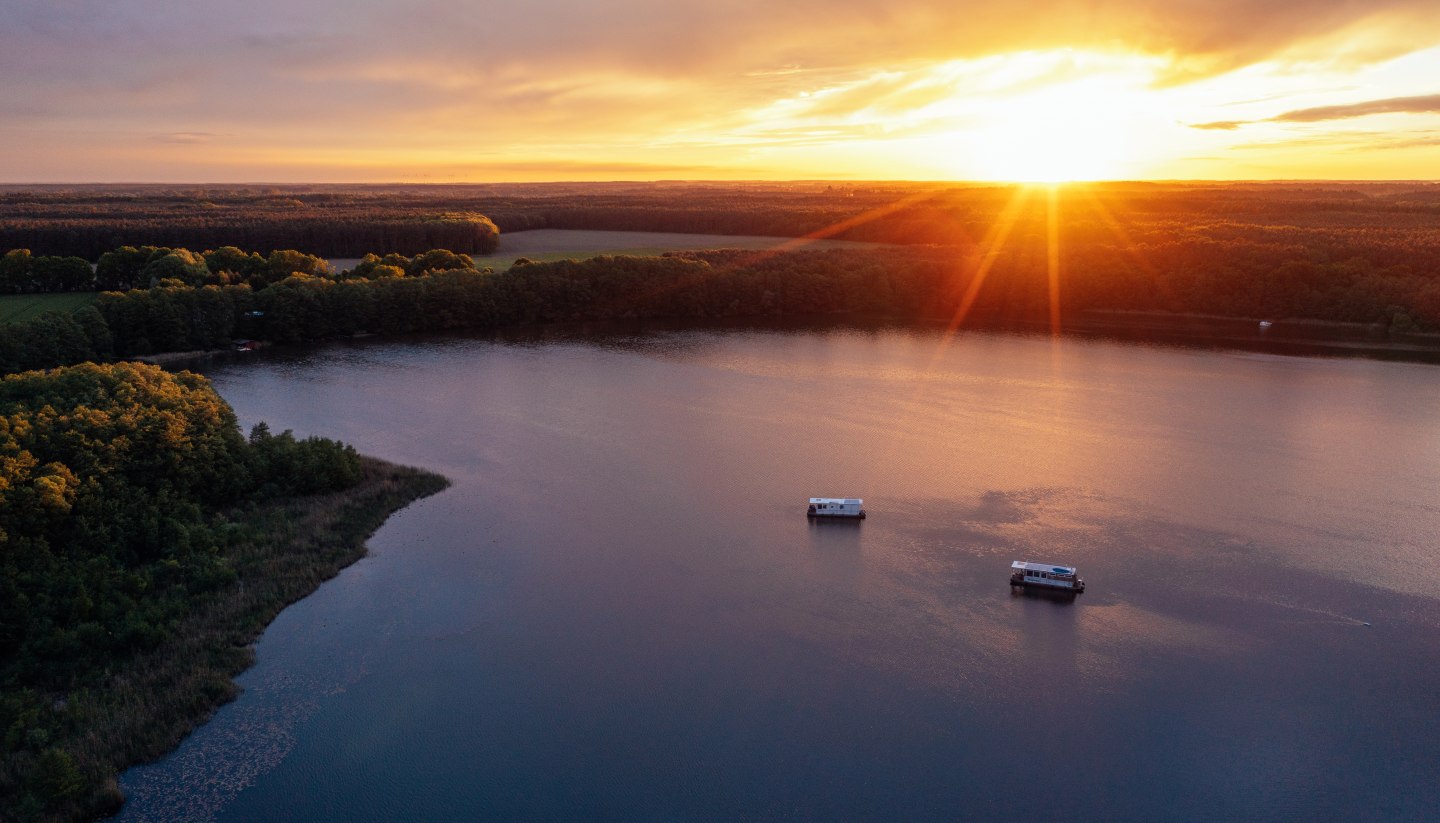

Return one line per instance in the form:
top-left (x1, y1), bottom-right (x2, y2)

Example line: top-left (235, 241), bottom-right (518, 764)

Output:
top-left (1276, 92), bottom-right (1440, 122)
top-left (1, 0), bottom-right (1438, 181)
top-left (1190, 92), bottom-right (1440, 130)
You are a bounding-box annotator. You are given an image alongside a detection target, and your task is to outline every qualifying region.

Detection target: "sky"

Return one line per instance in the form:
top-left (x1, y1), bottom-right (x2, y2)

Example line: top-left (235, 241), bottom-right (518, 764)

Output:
top-left (2, 0), bottom-right (1440, 182)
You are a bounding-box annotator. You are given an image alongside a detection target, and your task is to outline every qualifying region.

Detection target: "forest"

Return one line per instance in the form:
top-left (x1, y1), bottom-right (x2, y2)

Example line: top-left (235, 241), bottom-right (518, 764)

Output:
top-left (0, 189), bottom-right (498, 259)
top-left (4, 179), bottom-right (1439, 257)
top-left (0, 362), bottom-right (444, 821)
top-left (0, 181), bottom-right (1436, 341)
top-left (0, 230), bottom-right (1436, 378)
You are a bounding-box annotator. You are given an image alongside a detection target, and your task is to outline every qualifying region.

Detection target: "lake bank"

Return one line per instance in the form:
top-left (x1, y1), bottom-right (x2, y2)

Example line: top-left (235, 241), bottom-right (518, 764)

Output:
top-left (1069, 309), bottom-right (1440, 360)
top-left (8, 457), bottom-right (447, 823)
top-left (143, 307), bottom-right (1440, 379)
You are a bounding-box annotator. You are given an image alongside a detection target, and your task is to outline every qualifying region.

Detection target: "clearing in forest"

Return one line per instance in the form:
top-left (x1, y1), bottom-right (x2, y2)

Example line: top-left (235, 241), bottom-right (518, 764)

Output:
top-left (0, 292), bottom-right (99, 324)
top-left (329, 228), bottom-right (891, 272)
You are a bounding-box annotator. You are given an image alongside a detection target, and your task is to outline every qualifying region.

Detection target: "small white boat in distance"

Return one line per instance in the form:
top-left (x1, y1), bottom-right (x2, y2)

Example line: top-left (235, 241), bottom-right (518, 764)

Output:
top-left (1010, 560), bottom-right (1085, 593)
top-left (807, 498), bottom-right (866, 519)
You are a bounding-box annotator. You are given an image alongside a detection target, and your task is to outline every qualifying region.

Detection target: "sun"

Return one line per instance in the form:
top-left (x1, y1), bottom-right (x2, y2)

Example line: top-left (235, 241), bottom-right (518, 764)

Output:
top-left (956, 81), bottom-right (1141, 182)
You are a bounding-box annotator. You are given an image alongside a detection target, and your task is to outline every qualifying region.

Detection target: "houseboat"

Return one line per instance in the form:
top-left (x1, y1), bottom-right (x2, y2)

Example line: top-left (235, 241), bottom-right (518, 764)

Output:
top-left (1010, 560), bottom-right (1085, 593)
top-left (807, 498), bottom-right (866, 519)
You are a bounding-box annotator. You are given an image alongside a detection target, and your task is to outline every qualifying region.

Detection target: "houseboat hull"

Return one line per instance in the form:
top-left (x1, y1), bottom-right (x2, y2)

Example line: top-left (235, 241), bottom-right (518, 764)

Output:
top-left (1009, 574), bottom-right (1084, 593)
top-left (1009, 560), bottom-right (1085, 593)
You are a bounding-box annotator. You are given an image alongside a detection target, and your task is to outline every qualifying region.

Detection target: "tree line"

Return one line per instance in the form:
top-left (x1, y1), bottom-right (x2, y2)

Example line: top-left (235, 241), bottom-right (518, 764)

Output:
top-left (3, 183), bottom-right (1435, 329)
top-left (0, 238), bottom-right (1435, 378)
top-left (7, 181), bottom-right (1440, 264)
top-left (0, 188), bottom-right (498, 258)
top-left (0, 362), bottom-right (363, 818)
top-left (0, 244), bottom-right (491, 295)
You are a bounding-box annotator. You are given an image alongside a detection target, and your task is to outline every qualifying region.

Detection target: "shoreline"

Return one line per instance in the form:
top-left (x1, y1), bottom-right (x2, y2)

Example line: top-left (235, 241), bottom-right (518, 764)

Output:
top-left (1063, 310), bottom-right (1440, 361)
top-left (140, 310), bottom-right (1440, 377)
top-left (14, 457), bottom-right (448, 823)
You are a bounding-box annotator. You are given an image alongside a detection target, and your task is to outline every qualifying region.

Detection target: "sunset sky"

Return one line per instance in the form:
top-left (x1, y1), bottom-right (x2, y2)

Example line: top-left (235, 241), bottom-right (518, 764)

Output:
top-left (3, 0), bottom-right (1440, 182)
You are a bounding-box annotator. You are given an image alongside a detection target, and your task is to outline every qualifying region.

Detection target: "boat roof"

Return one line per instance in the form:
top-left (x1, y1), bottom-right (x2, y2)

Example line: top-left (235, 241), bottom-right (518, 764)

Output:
top-left (1011, 560), bottom-right (1077, 574)
top-left (810, 497), bottom-right (862, 505)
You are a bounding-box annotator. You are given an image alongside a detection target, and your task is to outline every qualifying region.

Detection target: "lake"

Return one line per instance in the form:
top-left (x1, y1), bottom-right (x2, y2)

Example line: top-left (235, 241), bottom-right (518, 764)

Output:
top-left (116, 322), bottom-right (1440, 821)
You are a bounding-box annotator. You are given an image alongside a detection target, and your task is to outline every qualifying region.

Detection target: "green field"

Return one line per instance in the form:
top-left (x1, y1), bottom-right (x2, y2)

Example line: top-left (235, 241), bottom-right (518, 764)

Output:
top-left (0, 292), bottom-right (99, 324)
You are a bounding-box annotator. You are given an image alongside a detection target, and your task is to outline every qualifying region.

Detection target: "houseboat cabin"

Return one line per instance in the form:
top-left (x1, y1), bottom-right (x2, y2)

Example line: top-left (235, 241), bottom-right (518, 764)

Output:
top-left (807, 498), bottom-right (866, 519)
top-left (1010, 560), bottom-right (1085, 593)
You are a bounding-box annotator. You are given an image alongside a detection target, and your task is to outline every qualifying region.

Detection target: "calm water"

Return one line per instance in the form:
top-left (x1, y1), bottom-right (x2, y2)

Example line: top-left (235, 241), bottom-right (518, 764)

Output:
top-left (117, 324), bottom-right (1440, 822)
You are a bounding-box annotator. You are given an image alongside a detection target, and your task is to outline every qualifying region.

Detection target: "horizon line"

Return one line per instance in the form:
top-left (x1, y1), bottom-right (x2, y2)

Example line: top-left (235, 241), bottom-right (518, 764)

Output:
top-left (2, 178), bottom-right (1439, 187)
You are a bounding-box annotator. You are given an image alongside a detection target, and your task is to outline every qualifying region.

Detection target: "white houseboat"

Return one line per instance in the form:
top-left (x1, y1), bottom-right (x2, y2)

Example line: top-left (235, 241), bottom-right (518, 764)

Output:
top-left (807, 498), bottom-right (866, 519)
top-left (1010, 560), bottom-right (1085, 593)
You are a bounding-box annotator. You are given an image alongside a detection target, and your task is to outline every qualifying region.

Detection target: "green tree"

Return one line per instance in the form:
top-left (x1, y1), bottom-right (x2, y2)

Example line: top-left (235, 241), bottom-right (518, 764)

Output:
top-left (204, 246), bottom-right (266, 282)
top-left (31, 256), bottom-right (94, 292)
top-left (96, 246), bottom-right (156, 291)
top-left (141, 249), bottom-right (210, 287)
top-left (264, 250), bottom-right (332, 286)
top-left (409, 248), bottom-right (475, 276)
top-left (0, 249), bottom-right (34, 294)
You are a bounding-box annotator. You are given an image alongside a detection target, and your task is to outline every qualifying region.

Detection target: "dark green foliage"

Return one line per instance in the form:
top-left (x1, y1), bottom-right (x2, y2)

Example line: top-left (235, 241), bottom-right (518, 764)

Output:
top-left (0, 312), bottom-right (100, 374)
top-left (139, 249), bottom-right (209, 287)
top-left (0, 252), bottom-right (92, 295)
top-left (95, 246), bottom-right (155, 292)
top-left (341, 249), bottom-right (477, 280)
top-left (0, 187), bottom-right (501, 259)
top-left (2, 232), bottom-right (1437, 378)
top-left (246, 423), bottom-right (362, 497)
top-left (408, 248), bottom-right (476, 276)
top-left (0, 250), bottom-right (33, 293)
top-left (27, 258), bottom-right (92, 293)
top-left (0, 362), bottom-right (370, 820)
top-left (202, 246), bottom-right (266, 283)
top-left (263, 249), bottom-right (331, 286)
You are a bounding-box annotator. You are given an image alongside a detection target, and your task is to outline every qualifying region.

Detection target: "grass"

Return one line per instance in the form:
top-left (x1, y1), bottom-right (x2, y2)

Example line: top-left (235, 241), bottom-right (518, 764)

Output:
top-left (0, 293), bottom-right (99, 325)
top-left (1, 457), bottom-right (449, 823)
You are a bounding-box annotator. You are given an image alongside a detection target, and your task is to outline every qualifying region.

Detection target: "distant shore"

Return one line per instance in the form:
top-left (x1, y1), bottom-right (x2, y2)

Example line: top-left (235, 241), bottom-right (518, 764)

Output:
top-left (143, 309), bottom-right (1440, 376)
top-left (1064, 310), bottom-right (1440, 361)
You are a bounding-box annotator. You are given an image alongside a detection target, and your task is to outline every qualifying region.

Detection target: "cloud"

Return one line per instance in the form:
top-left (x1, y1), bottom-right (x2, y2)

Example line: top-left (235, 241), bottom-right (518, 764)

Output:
top-left (432, 159), bottom-right (761, 176)
top-left (2, 0), bottom-right (1439, 181)
top-left (5, 0), bottom-right (1438, 109)
top-left (153, 132), bottom-right (222, 144)
top-left (1189, 92), bottom-right (1440, 130)
top-left (1274, 93), bottom-right (1440, 122)
top-left (1374, 133), bottom-right (1440, 149)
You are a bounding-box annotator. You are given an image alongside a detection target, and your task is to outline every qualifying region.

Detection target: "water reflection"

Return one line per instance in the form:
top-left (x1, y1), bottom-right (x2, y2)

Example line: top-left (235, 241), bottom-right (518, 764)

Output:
top-left (1010, 586), bottom-right (1081, 605)
top-left (115, 323), bottom-right (1440, 822)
